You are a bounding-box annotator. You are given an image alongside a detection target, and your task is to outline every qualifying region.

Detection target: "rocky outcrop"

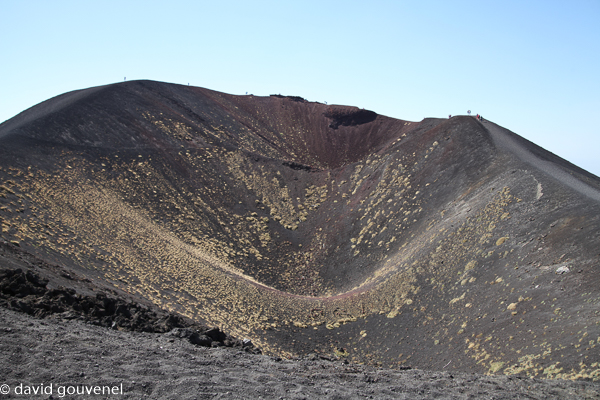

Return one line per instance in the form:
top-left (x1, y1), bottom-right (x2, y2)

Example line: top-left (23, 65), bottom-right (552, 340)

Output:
top-left (0, 267), bottom-right (259, 353)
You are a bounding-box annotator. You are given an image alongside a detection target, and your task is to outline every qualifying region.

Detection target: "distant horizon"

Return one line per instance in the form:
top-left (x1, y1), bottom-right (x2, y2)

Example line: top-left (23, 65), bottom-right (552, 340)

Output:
top-left (4, 78), bottom-right (599, 180)
top-left (2, 1), bottom-right (599, 177)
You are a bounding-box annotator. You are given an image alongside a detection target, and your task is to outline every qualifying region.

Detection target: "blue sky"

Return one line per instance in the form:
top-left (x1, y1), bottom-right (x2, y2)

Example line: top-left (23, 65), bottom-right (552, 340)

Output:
top-left (2, 1), bottom-right (599, 176)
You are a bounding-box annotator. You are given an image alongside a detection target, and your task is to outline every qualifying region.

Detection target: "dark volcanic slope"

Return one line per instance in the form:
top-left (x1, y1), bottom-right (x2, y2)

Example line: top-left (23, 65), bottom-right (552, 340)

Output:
top-left (1, 80), bottom-right (600, 380)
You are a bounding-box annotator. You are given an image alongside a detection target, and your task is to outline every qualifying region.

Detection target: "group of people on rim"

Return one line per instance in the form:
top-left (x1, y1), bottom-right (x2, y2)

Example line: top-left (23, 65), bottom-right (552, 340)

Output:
top-left (447, 114), bottom-right (485, 122)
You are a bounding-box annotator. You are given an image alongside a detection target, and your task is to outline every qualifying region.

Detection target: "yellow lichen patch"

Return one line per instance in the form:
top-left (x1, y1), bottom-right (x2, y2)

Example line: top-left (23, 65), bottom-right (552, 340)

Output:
top-left (496, 236), bottom-right (508, 246)
top-left (489, 361), bottom-right (505, 373)
top-left (464, 260), bottom-right (476, 272)
top-left (450, 292), bottom-right (466, 305)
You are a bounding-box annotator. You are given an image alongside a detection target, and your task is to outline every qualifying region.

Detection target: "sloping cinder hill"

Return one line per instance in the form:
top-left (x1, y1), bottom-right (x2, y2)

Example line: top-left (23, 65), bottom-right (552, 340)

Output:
top-left (1, 80), bottom-right (599, 379)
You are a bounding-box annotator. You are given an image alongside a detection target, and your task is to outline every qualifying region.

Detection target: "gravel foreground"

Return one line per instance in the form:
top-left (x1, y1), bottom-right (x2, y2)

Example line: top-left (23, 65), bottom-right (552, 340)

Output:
top-left (1, 308), bottom-right (599, 400)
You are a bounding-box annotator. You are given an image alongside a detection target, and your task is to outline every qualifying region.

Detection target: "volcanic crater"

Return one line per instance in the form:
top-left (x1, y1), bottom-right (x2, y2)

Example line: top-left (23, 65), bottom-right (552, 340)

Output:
top-left (1, 80), bottom-right (600, 379)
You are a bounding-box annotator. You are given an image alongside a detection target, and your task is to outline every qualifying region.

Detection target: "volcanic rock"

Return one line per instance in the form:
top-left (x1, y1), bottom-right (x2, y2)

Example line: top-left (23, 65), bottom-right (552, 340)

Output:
top-left (0, 80), bottom-right (599, 380)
